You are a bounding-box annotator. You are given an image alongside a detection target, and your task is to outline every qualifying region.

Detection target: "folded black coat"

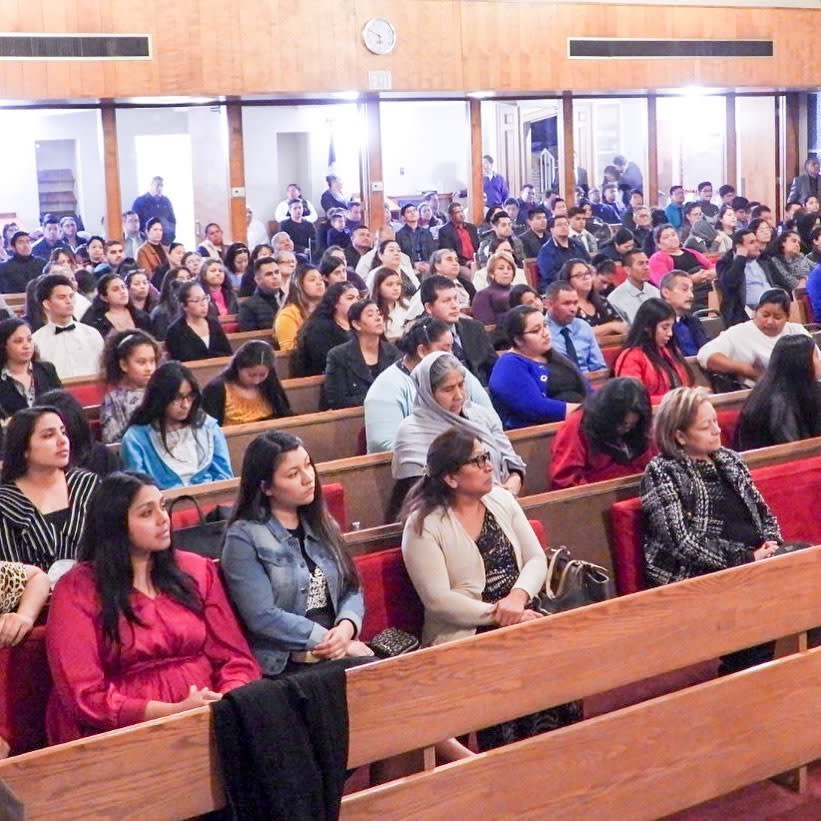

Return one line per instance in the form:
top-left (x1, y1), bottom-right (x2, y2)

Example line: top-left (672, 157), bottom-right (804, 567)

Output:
top-left (212, 659), bottom-right (363, 821)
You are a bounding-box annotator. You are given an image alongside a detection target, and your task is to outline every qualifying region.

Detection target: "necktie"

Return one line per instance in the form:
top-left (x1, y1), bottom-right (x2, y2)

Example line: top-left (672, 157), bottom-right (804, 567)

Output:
top-left (451, 331), bottom-right (466, 363)
top-left (560, 327), bottom-right (578, 366)
top-left (54, 324), bottom-right (76, 335)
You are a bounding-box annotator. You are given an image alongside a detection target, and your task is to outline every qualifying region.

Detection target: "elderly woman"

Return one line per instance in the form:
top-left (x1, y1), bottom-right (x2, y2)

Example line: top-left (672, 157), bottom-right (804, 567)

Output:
top-left (390, 351), bottom-right (525, 520)
top-left (641, 386), bottom-right (784, 675)
top-left (401, 427), bottom-right (580, 749)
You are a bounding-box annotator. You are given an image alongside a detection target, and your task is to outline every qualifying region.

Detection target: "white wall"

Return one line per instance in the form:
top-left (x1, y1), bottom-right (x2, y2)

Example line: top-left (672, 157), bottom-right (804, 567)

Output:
top-left (380, 101), bottom-right (470, 197)
top-left (116, 106), bottom-right (230, 247)
top-left (242, 104), bottom-right (362, 226)
top-left (0, 109), bottom-right (105, 234)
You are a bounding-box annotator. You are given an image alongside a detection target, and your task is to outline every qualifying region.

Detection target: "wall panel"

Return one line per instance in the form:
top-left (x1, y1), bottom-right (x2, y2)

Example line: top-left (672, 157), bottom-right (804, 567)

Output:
top-left (0, 2), bottom-right (818, 100)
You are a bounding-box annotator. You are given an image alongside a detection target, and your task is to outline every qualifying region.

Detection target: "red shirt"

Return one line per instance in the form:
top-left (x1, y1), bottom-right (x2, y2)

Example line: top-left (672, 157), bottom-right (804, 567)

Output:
top-left (550, 408), bottom-right (654, 489)
top-left (454, 224), bottom-right (475, 262)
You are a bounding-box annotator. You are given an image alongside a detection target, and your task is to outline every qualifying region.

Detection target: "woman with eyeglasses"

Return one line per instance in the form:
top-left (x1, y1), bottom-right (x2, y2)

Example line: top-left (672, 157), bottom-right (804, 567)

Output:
top-left (121, 361), bottom-right (233, 490)
top-left (400, 427), bottom-right (581, 750)
top-left (558, 259), bottom-right (628, 342)
top-left (164, 281), bottom-right (232, 362)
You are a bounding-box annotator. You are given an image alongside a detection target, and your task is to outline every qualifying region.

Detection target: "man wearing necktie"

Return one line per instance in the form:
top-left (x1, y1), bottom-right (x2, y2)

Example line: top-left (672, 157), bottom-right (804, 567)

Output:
top-left (544, 281), bottom-right (607, 373)
top-left (31, 273), bottom-right (104, 379)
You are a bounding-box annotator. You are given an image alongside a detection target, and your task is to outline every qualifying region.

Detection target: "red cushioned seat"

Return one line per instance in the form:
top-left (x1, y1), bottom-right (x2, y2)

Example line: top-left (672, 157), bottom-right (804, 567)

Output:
top-left (0, 626), bottom-right (50, 754)
top-left (65, 382), bottom-right (106, 407)
top-left (356, 548), bottom-right (424, 642)
top-left (608, 497), bottom-right (645, 596)
top-left (222, 321), bottom-right (239, 334)
top-left (716, 407), bottom-right (740, 449)
top-left (168, 483), bottom-right (347, 533)
top-left (602, 345), bottom-right (622, 370)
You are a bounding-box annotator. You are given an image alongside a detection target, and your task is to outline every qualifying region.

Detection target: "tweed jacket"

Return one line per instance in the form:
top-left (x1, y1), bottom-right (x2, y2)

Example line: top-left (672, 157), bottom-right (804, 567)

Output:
top-left (640, 448), bottom-right (780, 587)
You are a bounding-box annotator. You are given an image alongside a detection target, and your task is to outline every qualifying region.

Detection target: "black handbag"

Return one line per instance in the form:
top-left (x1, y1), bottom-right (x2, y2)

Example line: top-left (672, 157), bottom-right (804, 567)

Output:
top-left (535, 546), bottom-right (615, 615)
top-left (168, 495), bottom-right (233, 559)
top-left (367, 627), bottom-right (420, 658)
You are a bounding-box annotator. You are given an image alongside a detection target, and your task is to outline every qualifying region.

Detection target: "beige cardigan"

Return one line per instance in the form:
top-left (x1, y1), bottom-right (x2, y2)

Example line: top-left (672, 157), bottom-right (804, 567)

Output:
top-left (401, 486), bottom-right (547, 647)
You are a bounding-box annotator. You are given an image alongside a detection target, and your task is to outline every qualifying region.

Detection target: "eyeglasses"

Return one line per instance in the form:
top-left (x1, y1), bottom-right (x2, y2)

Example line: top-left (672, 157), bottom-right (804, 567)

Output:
top-left (570, 271), bottom-right (593, 280)
top-left (187, 295), bottom-right (211, 304)
top-left (171, 392), bottom-right (196, 404)
top-left (462, 451), bottom-right (492, 469)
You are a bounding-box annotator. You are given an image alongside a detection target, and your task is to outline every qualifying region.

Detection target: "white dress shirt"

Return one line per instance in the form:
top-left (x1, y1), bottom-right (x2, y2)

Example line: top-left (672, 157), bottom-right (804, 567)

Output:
top-left (33, 321), bottom-right (104, 379)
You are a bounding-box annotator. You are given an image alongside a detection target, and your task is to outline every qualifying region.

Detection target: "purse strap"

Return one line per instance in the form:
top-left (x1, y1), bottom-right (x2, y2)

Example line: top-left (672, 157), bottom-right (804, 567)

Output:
top-left (166, 494), bottom-right (207, 527)
top-left (545, 546), bottom-right (610, 599)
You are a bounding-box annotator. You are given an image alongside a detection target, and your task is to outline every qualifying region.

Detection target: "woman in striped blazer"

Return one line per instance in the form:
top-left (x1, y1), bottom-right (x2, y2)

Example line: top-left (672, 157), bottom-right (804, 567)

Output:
top-left (0, 407), bottom-right (98, 571)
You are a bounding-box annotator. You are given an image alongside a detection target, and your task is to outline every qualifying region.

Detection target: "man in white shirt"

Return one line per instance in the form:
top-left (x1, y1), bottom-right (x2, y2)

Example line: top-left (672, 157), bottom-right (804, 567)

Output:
top-left (607, 249), bottom-right (660, 324)
top-left (32, 274), bottom-right (104, 379)
top-left (274, 184), bottom-right (318, 223)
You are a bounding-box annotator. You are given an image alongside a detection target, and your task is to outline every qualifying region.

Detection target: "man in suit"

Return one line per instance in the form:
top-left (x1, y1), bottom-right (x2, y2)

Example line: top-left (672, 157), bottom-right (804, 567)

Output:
top-left (660, 270), bottom-right (709, 356)
top-left (438, 202), bottom-right (479, 269)
top-left (132, 176), bottom-right (176, 244)
top-left (787, 156), bottom-right (821, 205)
top-left (421, 275), bottom-right (497, 385)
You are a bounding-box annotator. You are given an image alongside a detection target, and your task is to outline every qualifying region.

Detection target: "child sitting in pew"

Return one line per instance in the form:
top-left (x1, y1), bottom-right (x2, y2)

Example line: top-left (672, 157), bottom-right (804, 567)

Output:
top-left (99, 329), bottom-right (160, 444)
top-left (45, 471), bottom-right (260, 744)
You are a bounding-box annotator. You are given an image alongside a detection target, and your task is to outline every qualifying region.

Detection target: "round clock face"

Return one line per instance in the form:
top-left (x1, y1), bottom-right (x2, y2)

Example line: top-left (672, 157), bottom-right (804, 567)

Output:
top-left (362, 18), bottom-right (397, 55)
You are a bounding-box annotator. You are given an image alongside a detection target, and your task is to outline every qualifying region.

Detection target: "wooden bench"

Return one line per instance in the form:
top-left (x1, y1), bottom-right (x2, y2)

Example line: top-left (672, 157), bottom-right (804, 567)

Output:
top-left (1, 549), bottom-right (816, 818)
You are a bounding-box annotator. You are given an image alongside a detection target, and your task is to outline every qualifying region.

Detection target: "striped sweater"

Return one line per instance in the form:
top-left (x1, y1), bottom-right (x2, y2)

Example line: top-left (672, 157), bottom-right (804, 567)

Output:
top-left (0, 469), bottom-right (98, 570)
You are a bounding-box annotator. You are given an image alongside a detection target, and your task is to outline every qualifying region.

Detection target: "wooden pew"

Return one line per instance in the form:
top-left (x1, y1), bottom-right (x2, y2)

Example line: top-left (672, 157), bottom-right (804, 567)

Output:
top-left (222, 406), bottom-right (365, 469)
top-left (164, 388), bottom-right (754, 534)
top-left (1, 550), bottom-right (816, 819)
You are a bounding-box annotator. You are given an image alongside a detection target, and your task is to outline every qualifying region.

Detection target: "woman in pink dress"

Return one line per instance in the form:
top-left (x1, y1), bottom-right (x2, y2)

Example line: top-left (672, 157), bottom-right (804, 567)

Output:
top-left (45, 471), bottom-right (260, 744)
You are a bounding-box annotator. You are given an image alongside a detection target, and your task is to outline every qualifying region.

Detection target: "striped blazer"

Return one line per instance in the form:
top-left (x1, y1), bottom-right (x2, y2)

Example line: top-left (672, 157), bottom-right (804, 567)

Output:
top-left (0, 469), bottom-right (99, 570)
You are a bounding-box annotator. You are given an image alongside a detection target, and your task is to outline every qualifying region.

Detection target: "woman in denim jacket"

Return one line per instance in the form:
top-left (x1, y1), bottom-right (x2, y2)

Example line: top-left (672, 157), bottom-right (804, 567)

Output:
top-left (221, 431), bottom-right (372, 676)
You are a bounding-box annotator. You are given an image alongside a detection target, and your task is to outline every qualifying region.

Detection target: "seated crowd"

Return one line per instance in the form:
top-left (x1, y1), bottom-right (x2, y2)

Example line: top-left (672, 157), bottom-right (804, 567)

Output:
top-left (0, 164), bottom-right (819, 783)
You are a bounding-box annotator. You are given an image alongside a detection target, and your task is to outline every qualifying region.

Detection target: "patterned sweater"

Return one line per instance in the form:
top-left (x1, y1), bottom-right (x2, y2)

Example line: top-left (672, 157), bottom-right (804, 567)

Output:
top-left (639, 448), bottom-right (780, 586)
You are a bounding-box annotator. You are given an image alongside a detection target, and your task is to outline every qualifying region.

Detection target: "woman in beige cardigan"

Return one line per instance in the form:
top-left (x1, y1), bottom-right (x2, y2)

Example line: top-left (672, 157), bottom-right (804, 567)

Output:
top-left (401, 426), bottom-right (581, 750)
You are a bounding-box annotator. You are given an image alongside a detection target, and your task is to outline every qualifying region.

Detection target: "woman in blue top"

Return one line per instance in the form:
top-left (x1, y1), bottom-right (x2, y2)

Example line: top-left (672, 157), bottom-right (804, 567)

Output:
top-left (489, 305), bottom-right (587, 429)
top-left (120, 361), bottom-right (233, 490)
top-left (220, 431), bottom-right (372, 676)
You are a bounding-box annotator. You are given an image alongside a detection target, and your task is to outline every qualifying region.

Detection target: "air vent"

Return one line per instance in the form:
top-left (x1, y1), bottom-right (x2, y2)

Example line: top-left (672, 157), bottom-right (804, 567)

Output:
top-left (0, 34), bottom-right (150, 60)
top-left (568, 38), bottom-right (772, 59)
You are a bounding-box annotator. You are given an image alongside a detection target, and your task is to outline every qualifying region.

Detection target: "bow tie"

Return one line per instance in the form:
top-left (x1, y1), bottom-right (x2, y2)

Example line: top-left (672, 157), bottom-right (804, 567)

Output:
top-left (54, 324), bottom-right (76, 335)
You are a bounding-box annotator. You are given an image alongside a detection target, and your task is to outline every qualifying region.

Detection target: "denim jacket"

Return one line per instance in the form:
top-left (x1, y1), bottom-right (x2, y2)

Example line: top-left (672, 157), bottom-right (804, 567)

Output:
top-left (220, 514), bottom-right (364, 675)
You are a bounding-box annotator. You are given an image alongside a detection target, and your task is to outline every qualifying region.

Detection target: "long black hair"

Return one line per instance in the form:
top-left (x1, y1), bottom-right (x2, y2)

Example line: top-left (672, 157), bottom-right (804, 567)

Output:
top-left (78, 471), bottom-right (202, 646)
top-left (228, 431), bottom-right (359, 592)
top-left (129, 361), bottom-right (206, 454)
top-left (38, 390), bottom-right (96, 469)
top-left (736, 334), bottom-right (820, 449)
top-left (401, 427), bottom-right (476, 536)
top-left (580, 377), bottom-right (652, 462)
top-left (220, 340), bottom-right (292, 417)
top-left (1, 406), bottom-right (65, 482)
top-left (306, 281), bottom-right (358, 324)
top-left (621, 298), bottom-right (691, 388)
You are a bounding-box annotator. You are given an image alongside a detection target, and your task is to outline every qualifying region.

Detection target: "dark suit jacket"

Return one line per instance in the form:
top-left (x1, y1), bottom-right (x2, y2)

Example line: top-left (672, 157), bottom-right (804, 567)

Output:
top-left (0, 360), bottom-right (62, 419)
top-left (787, 173), bottom-right (821, 205)
top-left (164, 316), bottom-right (232, 362)
top-left (454, 316), bottom-right (498, 386)
top-left (322, 338), bottom-right (400, 410)
top-left (438, 222), bottom-right (480, 264)
top-left (716, 251), bottom-right (791, 328)
top-left (396, 225), bottom-right (436, 264)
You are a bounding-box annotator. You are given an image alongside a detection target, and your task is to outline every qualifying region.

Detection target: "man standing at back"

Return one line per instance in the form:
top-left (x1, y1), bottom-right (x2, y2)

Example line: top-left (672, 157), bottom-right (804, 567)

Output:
top-left (788, 156), bottom-right (821, 205)
top-left (396, 204), bottom-right (435, 277)
top-left (482, 155), bottom-right (509, 207)
top-left (132, 176), bottom-right (176, 244)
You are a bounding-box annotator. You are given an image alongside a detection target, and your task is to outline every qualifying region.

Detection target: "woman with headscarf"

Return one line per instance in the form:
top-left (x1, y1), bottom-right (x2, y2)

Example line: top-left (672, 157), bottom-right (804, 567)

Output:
top-left (389, 351), bottom-right (525, 521)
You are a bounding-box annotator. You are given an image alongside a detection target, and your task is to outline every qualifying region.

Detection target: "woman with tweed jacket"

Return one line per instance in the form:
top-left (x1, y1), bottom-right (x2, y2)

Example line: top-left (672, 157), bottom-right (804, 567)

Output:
top-left (640, 386), bottom-right (784, 676)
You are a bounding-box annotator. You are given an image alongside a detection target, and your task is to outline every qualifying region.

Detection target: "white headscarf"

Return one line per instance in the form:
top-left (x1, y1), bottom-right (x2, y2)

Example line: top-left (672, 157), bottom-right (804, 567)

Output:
top-left (391, 351), bottom-right (526, 481)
